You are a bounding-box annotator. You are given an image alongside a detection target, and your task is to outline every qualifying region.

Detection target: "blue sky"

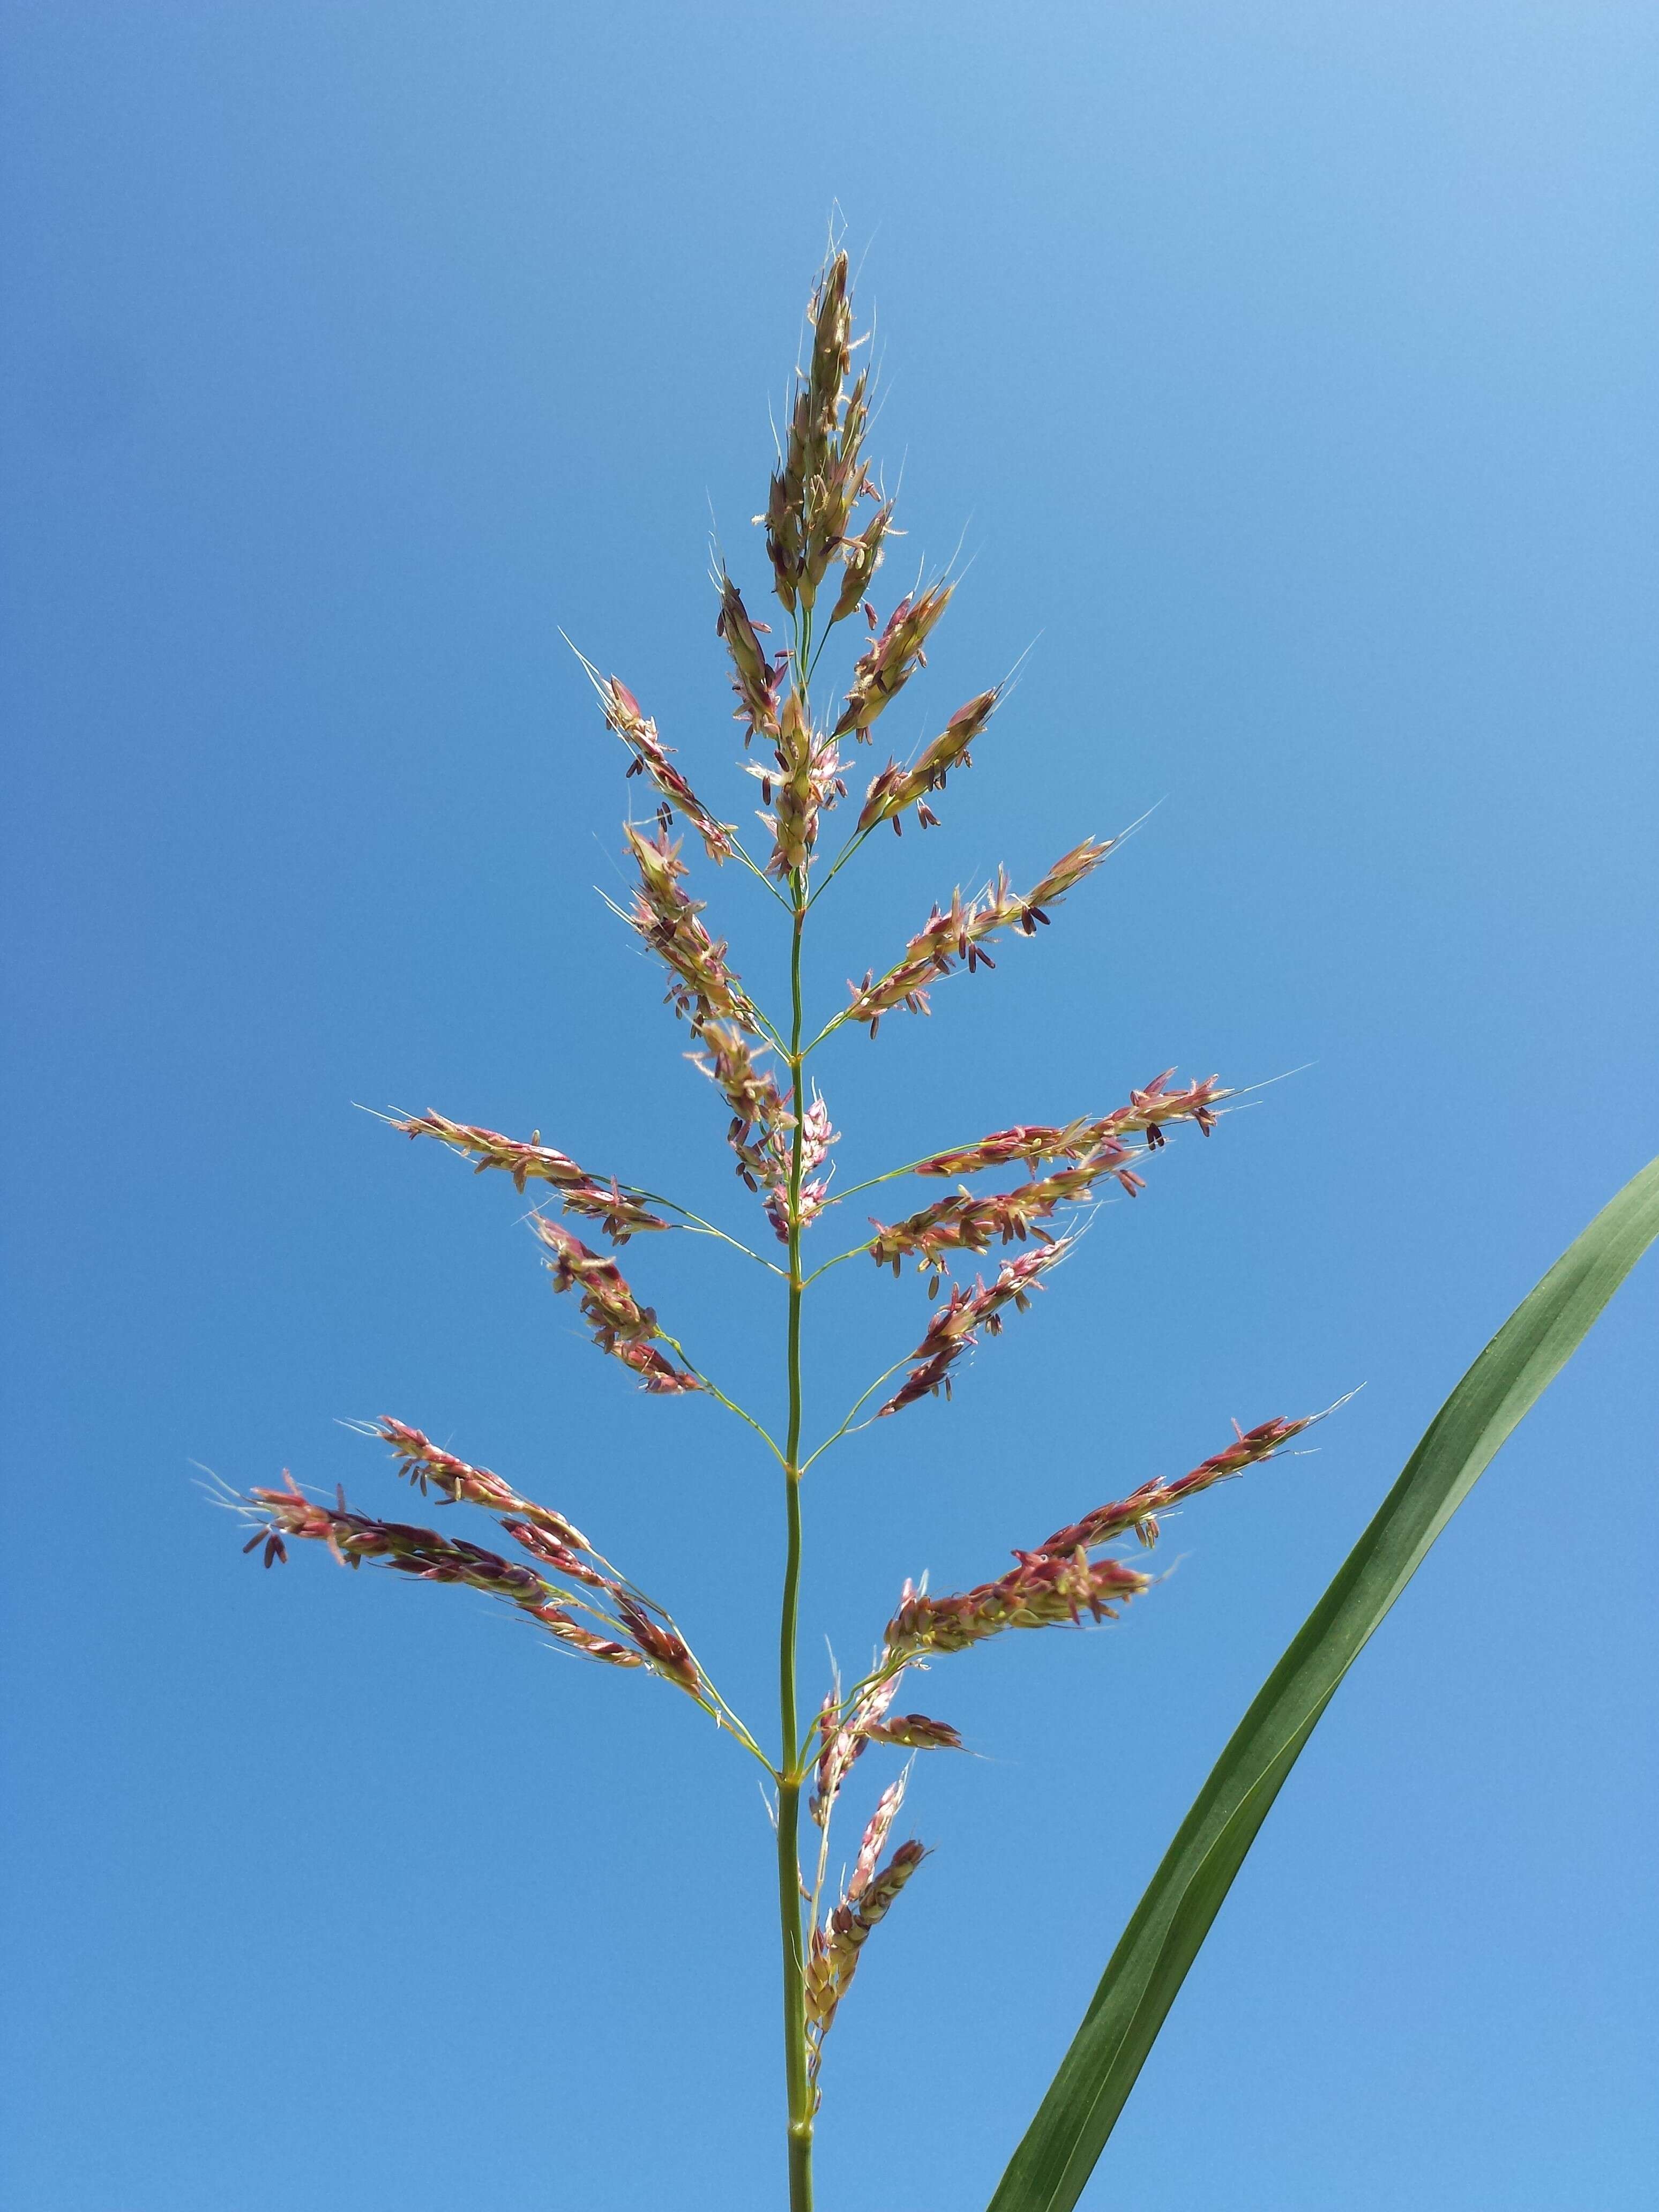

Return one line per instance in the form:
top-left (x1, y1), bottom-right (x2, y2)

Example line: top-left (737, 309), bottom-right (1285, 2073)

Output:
top-left (3, 5), bottom-right (1655, 2208)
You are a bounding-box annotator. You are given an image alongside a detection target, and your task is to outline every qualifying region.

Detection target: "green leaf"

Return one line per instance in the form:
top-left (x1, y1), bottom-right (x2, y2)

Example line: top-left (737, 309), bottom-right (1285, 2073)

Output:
top-left (988, 1154), bottom-right (1659, 2212)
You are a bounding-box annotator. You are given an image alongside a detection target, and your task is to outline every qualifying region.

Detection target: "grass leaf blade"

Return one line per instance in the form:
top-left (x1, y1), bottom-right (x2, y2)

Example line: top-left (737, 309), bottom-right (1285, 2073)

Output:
top-left (988, 1154), bottom-right (1659, 2212)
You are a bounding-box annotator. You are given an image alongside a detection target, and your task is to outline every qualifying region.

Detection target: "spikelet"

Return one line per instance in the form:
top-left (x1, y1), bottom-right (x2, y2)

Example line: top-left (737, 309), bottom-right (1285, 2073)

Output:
top-left (394, 1112), bottom-right (668, 1243)
top-left (830, 496), bottom-right (893, 626)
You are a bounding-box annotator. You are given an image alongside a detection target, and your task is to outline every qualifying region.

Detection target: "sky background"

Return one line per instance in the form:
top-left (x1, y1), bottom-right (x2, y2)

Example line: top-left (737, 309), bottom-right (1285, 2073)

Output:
top-left (3, 4), bottom-right (1656, 2208)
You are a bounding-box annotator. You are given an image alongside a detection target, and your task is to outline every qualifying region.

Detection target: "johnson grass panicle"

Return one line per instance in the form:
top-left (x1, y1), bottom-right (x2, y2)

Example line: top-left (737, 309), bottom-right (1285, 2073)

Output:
top-left (212, 246), bottom-right (1623, 2212)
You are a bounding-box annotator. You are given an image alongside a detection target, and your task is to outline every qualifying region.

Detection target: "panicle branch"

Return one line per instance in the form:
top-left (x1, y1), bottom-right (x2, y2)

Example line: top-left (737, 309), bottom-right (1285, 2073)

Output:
top-left (394, 1111), bottom-right (669, 1243)
top-left (531, 1214), bottom-right (702, 1392)
top-left (805, 1769), bottom-right (926, 2086)
top-left (687, 1023), bottom-right (839, 1242)
top-left (839, 838), bottom-right (1116, 1037)
top-left (621, 824), bottom-right (766, 1036)
top-left (886, 1549), bottom-right (1153, 1658)
top-left (873, 1410), bottom-right (1319, 1668)
top-left (856, 685), bottom-right (1001, 834)
top-left (372, 1417), bottom-right (591, 1550)
top-left (833, 585), bottom-right (953, 742)
top-left (237, 1471), bottom-right (646, 1668)
top-left (868, 1150), bottom-right (1144, 1279)
top-left (879, 1237), bottom-right (1073, 1416)
top-left (715, 573), bottom-right (786, 745)
top-left (913, 1071), bottom-right (1228, 1179)
top-left (579, 660), bottom-right (736, 863)
top-left (1038, 1414), bottom-right (1319, 1555)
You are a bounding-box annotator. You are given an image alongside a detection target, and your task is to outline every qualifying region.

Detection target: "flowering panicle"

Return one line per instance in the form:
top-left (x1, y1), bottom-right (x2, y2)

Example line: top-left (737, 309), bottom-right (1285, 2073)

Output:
top-left (1039, 1414), bottom-right (1318, 1555)
top-left (762, 253), bottom-right (881, 621)
top-left (584, 666), bottom-right (735, 862)
top-left (750, 689), bottom-right (846, 879)
top-left (913, 1070), bottom-right (1229, 1180)
top-left (373, 1417), bottom-right (591, 1550)
top-left (394, 1111), bottom-right (668, 1243)
top-left (842, 839), bottom-right (1116, 1037)
top-left (832, 585), bottom-right (953, 742)
top-left (532, 1214), bottom-right (701, 1392)
top-left (856, 686), bottom-right (1001, 836)
top-left (879, 1238), bottom-right (1073, 1416)
top-left (868, 1148), bottom-right (1145, 1279)
top-left (622, 824), bottom-right (764, 1036)
top-left (805, 1774), bottom-right (926, 2080)
top-left (715, 574), bottom-right (786, 744)
top-left (239, 1472), bottom-right (645, 1667)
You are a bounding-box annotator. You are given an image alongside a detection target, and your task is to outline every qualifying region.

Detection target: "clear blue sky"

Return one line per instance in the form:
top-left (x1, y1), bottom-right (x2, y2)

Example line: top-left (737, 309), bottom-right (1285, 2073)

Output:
top-left (4, 5), bottom-right (1655, 2208)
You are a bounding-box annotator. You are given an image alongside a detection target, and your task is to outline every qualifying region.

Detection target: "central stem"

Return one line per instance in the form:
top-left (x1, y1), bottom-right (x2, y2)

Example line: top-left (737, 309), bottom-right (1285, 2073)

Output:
top-left (777, 832), bottom-right (813, 2210)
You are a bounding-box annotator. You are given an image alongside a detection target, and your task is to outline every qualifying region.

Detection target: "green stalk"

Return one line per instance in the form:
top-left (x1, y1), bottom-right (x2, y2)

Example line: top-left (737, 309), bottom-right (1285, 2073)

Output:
top-left (776, 603), bottom-right (815, 2211)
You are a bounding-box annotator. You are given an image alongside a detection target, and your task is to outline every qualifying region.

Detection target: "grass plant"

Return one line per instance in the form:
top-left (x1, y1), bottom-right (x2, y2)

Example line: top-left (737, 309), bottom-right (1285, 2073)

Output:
top-left (220, 253), bottom-right (1658, 2209)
